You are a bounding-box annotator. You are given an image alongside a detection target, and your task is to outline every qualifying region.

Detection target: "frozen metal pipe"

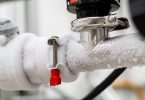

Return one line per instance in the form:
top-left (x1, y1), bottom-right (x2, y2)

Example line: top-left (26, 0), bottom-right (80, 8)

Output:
top-left (24, 33), bottom-right (145, 85)
top-left (66, 34), bottom-right (145, 73)
top-left (0, 33), bottom-right (145, 90)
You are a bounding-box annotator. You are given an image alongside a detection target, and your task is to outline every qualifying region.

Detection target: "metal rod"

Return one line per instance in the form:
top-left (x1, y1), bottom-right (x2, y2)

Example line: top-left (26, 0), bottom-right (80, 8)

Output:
top-left (52, 40), bottom-right (57, 67)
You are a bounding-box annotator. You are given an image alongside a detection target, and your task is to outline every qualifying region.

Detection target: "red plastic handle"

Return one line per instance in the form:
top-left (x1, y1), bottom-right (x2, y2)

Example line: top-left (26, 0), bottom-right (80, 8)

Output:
top-left (50, 69), bottom-right (61, 86)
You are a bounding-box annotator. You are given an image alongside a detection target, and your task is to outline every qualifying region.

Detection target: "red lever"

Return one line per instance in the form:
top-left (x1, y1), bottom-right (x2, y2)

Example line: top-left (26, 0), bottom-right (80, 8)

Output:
top-left (50, 69), bottom-right (61, 86)
top-left (69, 0), bottom-right (77, 3)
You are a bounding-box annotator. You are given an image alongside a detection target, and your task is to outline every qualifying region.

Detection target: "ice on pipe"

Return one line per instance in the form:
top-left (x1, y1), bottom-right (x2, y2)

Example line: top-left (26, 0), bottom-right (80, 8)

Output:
top-left (0, 33), bottom-right (39, 90)
top-left (1, 33), bottom-right (145, 90)
top-left (66, 34), bottom-right (145, 73)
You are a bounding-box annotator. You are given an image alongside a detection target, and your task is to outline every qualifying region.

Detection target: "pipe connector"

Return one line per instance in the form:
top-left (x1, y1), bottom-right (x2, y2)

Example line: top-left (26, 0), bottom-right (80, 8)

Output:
top-left (72, 16), bottom-right (129, 47)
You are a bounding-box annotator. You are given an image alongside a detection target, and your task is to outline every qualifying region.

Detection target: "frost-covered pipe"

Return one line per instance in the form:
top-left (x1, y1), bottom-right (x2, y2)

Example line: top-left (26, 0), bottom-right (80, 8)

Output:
top-left (0, 33), bottom-right (78, 90)
top-left (0, 33), bottom-right (145, 90)
top-left (67, 34), bottom-right (145, 73)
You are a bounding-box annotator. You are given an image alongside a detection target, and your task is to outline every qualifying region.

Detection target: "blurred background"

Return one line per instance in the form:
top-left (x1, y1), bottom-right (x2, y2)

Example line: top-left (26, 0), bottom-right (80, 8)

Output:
top-left (0, 0), bottom-right (145, 100)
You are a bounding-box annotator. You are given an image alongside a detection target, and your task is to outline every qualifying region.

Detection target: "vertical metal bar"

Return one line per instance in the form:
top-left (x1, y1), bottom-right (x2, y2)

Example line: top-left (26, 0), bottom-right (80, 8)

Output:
top-left (105, 29), bottom-right (109, 39)
top-left (52, 40), bottom-right (57, 67)
top-left (96, 29), bottom-right (101, 44)
top-left (90, 29), bottom-right (96, 42)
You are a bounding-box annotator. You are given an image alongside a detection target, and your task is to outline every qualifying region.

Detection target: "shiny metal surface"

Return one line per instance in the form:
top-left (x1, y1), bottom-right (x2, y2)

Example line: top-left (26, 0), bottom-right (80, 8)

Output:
top-left (72, 16), bottom-right (118, 46)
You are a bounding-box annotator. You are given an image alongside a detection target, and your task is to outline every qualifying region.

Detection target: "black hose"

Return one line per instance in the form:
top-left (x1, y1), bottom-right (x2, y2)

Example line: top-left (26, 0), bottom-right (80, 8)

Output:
top-left (82, 68), bottom-right (127, 100)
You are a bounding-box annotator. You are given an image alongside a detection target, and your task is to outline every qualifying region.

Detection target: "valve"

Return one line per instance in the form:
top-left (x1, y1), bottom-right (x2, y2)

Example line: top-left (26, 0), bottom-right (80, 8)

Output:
top-left (48, 37), bottom-right (61, 86)
top-left (67, 0), bottom-right (129, 47)
top-left (67, 0), bottom-right (120, 18)
top-left (50, 69), bottom-right (61, 86)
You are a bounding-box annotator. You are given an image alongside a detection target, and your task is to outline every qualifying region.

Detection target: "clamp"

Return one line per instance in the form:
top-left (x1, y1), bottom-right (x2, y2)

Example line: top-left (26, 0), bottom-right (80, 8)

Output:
top-left (48, 36), bottom-right (61, 86)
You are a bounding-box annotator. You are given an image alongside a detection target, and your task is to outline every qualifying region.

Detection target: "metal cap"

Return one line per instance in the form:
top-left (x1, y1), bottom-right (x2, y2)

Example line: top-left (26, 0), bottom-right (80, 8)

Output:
top-left (0, 19), bottom-right (19, 35)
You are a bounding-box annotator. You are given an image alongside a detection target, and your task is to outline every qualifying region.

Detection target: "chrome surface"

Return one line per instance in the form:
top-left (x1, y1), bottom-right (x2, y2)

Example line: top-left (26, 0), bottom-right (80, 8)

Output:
top-left (72, 16), bottom-right (123, 46)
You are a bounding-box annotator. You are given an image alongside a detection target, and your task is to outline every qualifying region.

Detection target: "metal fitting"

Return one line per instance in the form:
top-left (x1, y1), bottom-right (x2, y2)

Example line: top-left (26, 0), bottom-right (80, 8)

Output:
top-left (71, 16), bottom-right (129, 47)
top-left (48, 36), bottom-right (61, 86)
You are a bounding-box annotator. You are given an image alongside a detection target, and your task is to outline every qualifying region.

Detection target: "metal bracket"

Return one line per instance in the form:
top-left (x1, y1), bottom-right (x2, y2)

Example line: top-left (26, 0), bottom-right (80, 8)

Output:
top-left (48, 36), bottom-right (59, 68)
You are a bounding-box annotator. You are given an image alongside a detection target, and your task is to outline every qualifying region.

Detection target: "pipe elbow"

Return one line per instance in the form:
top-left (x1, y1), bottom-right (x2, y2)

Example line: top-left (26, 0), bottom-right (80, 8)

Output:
top-left (66, 34), bottom-right (145, 73)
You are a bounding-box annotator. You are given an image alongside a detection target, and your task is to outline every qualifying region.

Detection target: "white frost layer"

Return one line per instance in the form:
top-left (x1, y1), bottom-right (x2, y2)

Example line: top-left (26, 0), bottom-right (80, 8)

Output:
top-left (23, 34), bottom-right (78, 84)
top-left (0, 33), bottom-right (39, 90)
top-left (67, 34), bottom-right (145, 73)
top-left (23, 37), bottom-right (50, 84)
top-left (1, 33), bottom-right (145, 90)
